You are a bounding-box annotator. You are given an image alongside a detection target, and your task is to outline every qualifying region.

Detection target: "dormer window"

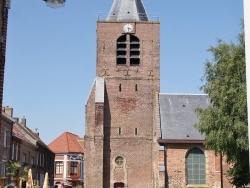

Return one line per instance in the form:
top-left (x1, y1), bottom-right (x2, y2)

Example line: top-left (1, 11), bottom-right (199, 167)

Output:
top-left (116, 34), bottom-right (140, 66)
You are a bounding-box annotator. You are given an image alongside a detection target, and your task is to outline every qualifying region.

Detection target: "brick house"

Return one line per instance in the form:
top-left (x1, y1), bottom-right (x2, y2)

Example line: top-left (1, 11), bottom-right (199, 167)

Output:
top-left (84, 0), bottom-right (232, 187)
top-left (3, 107), bottom-right (55, 188)
top-left (0, 110), bottom-right (15, 188)
top-left (0, 0), bottom-right (10, 127)
top-left (48, 132), bottom-right (84, 188)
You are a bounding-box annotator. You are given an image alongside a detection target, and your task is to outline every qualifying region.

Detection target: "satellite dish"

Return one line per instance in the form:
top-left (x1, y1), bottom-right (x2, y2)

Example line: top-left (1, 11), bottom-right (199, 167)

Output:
top-left (44, 0), bottom-right (66, 9)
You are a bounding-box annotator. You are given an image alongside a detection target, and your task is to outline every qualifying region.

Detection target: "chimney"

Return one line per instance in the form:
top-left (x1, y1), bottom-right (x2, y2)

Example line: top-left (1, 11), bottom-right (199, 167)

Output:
top-left (13, 117), bottom-right (19, 123)
top-left (35, 128), bottom-right (39, 137)
top-left (3, 106), bottom-right (13, 117)
top-left (21, 117), bottom-right (26, 127)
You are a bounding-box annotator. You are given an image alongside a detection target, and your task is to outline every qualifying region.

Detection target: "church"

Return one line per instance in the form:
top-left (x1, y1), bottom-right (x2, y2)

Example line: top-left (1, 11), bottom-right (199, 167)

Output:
top-left (84, 0), bottom-right (231, 187)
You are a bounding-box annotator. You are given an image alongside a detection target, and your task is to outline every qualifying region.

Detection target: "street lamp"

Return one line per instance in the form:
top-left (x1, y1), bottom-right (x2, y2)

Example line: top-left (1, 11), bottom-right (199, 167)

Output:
top-left (44, 0), bottom-right (66, 9)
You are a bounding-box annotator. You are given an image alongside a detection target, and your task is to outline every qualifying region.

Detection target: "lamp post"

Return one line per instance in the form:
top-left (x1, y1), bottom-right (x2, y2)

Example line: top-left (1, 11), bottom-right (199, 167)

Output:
top-left (44, 0), bottom-right (66, 9)
top-left (0, 0), bottom-right (65, 187)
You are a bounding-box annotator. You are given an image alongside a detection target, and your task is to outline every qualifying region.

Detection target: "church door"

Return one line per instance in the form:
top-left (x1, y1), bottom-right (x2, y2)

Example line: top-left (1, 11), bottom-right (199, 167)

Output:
top-left (114, 182), bottom-right (125, 188)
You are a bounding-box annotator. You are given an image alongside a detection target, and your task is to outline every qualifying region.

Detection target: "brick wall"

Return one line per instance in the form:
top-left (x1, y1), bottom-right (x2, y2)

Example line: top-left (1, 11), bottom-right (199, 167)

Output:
top-left (0, 114), bottom-right (12, 162)
top-left (164, 143), bottom-right (222, 188)
top-left (84, 21), bottom-right (160, 187)
top-left (0, 1), bottom-right (9, 128)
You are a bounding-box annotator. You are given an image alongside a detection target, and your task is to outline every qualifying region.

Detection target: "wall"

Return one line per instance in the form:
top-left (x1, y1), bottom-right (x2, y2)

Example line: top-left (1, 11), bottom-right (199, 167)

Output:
top-left (162, 143), bottom-right (222, 188)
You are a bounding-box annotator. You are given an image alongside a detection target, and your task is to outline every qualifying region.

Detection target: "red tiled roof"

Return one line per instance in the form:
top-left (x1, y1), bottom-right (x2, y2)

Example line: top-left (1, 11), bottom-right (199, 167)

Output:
top-left (48, 132), bottom-right (84, 153)
top-left (13, 124), bottom-right (31, 142)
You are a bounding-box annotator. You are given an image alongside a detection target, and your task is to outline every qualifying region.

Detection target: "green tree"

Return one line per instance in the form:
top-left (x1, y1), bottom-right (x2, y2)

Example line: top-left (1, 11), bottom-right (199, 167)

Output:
top-left (5, 160), bottom-right (29, 185)
top-left (195, 26), bottom-right (248, 187)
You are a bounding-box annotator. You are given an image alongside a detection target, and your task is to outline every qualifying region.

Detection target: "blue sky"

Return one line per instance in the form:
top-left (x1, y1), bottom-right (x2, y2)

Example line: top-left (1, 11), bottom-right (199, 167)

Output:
top-left (3, 0), bottom-right (243, 144)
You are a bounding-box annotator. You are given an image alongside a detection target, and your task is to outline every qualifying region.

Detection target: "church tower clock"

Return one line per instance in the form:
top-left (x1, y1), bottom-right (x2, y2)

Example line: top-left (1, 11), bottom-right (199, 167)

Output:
top-left (84, 0), bottom-right (160, 187)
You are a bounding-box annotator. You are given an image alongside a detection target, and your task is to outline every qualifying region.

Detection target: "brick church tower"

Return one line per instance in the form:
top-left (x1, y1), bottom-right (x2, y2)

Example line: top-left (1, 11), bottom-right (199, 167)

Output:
top-left (84, 0), bottom-right (160, 187)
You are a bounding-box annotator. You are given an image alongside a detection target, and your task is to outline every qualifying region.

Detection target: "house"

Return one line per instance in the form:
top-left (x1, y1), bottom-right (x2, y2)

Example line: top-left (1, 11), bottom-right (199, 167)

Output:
top-left (2, 106), bottom-right (55, 188)
top-left (48, 132), bottom-right (84, 188)
top-left (0, 109), bottom-right (15, 187)
top-left (0, 0), bottom-right (10, 132)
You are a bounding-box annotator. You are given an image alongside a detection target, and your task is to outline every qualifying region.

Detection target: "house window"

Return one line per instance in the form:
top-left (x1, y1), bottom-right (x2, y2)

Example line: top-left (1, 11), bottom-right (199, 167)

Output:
top-left (15, 145), bottom-right (19, 160)
top-left (4, 130), bottom-right (7, 147)
top-left (71, 162), bottom-right (78, 174)
top-left (56, 161), bottom-right (63, 174)
top-left (39, 153), bottom-right (42, 166)
top-left (22, 153), bottom-right (26, 166)
top-left (12, 143), bottom-right (14, 160)
top-left (31, 156), bottom-right (35, 167)
top-left (1, 161), bottom-right (6, 176)
top-left (186, 147), bottom-right (206, 185)
top-left (117, 35), bottom-right (127, 65)
top-left (42, 153), bottom-right (45, 167)
top-left (36, 153), bottom-right (39, 165)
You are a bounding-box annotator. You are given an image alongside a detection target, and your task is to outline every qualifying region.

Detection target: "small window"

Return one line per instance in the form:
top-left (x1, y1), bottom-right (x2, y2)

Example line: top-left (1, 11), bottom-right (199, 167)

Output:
top-left (118, 127), bottom-right (121, 135)
top-left (1, 161), bottom-right (6, 176)
top-left (56, 161), bottom-right (63, 174)
top-left (22, 153), bottom-right (26, 165)
top-left (119, 84), bottom-right (122, 92)
top-left (135, 128), bottom-right (138, 135)
top-left (71, 162), bottom-right (78, 174)
top-left (186, 147), bottom-right (206, 185)
top-left (4, 130), bottom-right (7, 148)
top-left (12, 143), bottom-right (14, 160)
top-left (135, 84), bottom-right (138, 91)
top-left (42, 153), bottom-right (45, 167)
top-left (15, 145), bottom-right (19, 160)
top-left (115, 156), bottom-right (124, 166)
top-left (39, 152), bottom-right (42, 166)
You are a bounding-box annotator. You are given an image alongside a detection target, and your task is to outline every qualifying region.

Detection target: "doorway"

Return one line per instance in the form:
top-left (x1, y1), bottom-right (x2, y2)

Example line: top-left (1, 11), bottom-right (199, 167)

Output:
top-left (114, 182), bottom-right (124, 188)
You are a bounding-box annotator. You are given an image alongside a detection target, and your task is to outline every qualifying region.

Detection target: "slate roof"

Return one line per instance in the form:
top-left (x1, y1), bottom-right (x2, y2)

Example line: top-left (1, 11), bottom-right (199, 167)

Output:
top-left (106, 0), bottom-right (149, 21)
top-left (48, 132), bottom-right (84, 153)
top-left (159, 94), bottom-right (209, 142)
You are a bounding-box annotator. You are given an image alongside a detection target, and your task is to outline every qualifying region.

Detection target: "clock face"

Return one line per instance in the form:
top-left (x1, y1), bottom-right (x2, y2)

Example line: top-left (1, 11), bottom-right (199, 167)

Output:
top-left (123, 24), bottom-right (133, 32)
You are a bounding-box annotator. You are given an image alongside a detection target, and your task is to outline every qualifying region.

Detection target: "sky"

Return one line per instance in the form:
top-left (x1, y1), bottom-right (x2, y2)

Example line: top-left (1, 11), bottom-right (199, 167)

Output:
top-left (3, 0), bottom-right (244, 144)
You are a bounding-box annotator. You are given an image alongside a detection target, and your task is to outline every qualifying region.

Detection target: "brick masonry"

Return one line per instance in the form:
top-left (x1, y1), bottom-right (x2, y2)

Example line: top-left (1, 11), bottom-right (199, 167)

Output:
top-left (0, 1), bottom-right (9, 128)
top-left (163, 144), bottom-right (222, 188)
top-left (84, 19), bottom-right (233, 188)
top-left (84, 21), bottom-right (160, 188)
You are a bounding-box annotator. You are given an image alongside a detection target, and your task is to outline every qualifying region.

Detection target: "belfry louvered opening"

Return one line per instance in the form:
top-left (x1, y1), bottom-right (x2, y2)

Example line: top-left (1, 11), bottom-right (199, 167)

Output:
top-left (117, 34), bottom-right (140, 66)
top-left (117, 35), bottom-right (127, 65)
top-left (130, 35), bottom-right (140, 65)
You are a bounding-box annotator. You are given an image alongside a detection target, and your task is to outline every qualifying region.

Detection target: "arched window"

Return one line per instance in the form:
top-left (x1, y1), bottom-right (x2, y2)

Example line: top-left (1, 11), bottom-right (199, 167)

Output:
top-left (117, 35), bottom-right (127, 65)
top-left (130, 35), bottom-right (140, 65)
top-left (186, 147), bottom-right (206, 185)
top-left (116, 34), bottom-right (140, 66)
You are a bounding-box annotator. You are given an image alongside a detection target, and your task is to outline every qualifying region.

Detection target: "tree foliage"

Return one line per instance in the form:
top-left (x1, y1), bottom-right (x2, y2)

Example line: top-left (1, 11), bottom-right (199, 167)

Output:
top-left (5, 160), bottom-right (29, 184)
top-left (195, 27), bottom-right (248, 186)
